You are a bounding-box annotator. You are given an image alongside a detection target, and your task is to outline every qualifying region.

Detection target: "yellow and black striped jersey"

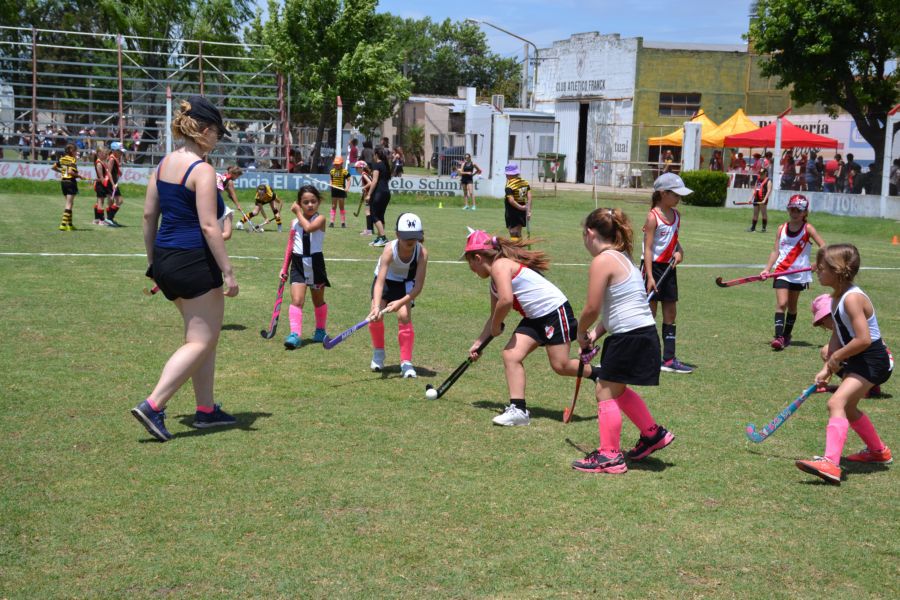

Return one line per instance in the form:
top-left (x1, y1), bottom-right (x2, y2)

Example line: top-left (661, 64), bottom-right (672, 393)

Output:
top-left (504, 177), bottom-right (531, 206)
top-left (330, 168), bottom-right (350, 189)
top-left (255, 184), bottom-right (276, 204)
top-left (55, 155), bottom-right (79, 180)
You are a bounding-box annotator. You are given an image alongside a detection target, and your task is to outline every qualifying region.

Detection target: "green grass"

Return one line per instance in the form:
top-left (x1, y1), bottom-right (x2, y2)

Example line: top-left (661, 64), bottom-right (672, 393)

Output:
top-left (1, 179), bottom-right (898, 598)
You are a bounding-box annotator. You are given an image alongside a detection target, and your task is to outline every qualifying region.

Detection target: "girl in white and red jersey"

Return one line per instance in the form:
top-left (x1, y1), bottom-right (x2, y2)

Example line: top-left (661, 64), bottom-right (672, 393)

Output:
top-left (571, 208), bottom-right (675, 473)
top-left (760, 194), bottom-right (825, 350)
top-left (795, 244), bottom-right (893, 485)
top-left (284, 185), bottom-right (330, 350)
top-left (464, 231), bottom-right (593, 426)
top-left (643, 173), bottom-right (692, 374)
top-left (367, 213), bottom-right (429, 378)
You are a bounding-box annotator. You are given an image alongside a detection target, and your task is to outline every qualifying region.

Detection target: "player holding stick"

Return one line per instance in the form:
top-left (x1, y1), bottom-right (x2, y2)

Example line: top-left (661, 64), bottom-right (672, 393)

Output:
top-left (240, 183), bottom-right (283, 232)
top-left (105, 141), bottom-right (125, 225)
top-left (328, 156), bottom-right (350, 228)
top-left (463, 230), bottom-right (596, 426)
top-left (571, 208), bottom-right (675, 473)
top-left (92, 147), bottom-right (112, 225)
top-left (760, 194), bottom-right (825, 350)
top-left (53, 143), bottom-right (80, 231)
top-left (795, 244), bottom-right (893, 485)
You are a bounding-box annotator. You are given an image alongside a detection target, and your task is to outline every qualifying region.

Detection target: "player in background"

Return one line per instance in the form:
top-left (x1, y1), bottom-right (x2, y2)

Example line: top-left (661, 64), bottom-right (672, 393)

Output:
top-left (240, 183), bottom-right (283, 232)
top-left (503, 163), bottom-right (531, 241)
top-left (329, 156), bottom-right (350, 228)
top-left (53, 143), bottom-right (80, 231)
top-left (105, 141), bottom-right (125, 226)
top-left (92, 147), bottom-right (112, 225)
top-left (459, 153), bottom-right (482, 210)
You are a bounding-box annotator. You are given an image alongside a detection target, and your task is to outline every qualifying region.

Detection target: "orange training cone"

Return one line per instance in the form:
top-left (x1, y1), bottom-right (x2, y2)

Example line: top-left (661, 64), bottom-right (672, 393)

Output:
top-left (893, 235), bottom-right (899, 245)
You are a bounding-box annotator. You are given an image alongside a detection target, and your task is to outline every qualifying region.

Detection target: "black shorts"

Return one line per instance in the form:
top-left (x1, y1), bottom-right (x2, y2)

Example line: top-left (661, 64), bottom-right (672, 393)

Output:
top-left (840, 340), bottom-right (893, 386)
top-left (370, 190), bottom-right (390, 224)
top-left (331, 189), bottom-right (347, 199)
top-left (514, 302), bottom-right (577, 347)
top-left (460, 175), bottom-right (473, 185)
top-left (505, 202), bottom-right (527, 229)
top-left (94, 181), bottom-right (112, 198)
top-left (289, 253), bottom-right (330, 288)
top-left (151, 245), bottom-right (223, 301)
top-left (372, 277), bottom-right (414, 306)
top-left (596, 325), bottom-right (661, 386)
top-left (61, 180), bottom-right (78, 196)
top-left (643, 260), bottom-right (678, 302)
top-left (773, 278), bottom-right (809, 291)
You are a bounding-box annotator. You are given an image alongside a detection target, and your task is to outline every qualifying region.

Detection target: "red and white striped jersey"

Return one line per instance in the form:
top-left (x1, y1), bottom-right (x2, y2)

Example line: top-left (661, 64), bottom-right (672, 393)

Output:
top-left (490, 263), bottom-right (568, 319)
top-left (774, 222), bottom-right (812, 283)
top-left (643, 207), bottom-right (680, 263)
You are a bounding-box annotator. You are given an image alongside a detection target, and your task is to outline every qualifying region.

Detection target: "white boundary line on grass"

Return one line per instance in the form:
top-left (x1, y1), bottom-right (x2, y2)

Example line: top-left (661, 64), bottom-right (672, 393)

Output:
top-left (1, 252), bottom-right (899, 271)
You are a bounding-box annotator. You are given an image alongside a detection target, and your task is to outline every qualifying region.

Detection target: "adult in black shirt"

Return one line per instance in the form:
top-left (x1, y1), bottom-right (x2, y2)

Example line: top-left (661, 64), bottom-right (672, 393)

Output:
top-left (368, 147), bottom-right (392, 247)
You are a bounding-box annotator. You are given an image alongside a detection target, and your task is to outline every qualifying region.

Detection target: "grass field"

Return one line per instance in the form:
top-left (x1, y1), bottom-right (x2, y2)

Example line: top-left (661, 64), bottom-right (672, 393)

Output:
top-left (1, 179), bottom-right (898, 598)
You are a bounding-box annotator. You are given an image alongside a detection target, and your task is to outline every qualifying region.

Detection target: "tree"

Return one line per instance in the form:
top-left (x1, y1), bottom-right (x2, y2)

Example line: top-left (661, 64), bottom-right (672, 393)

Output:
top-left (749, 0), bottom-right (900, 186)
top-left (378, 15), bottom-right (522, 104)
top-left (404, 124), bottom-right (424, 167)
top-left (265, 0), bottom-right (410, 172)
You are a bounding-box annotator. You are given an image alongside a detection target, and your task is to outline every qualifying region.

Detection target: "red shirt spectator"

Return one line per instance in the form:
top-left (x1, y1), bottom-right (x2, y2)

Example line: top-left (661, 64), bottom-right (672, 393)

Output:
top-left (824, 158), bottom-right (839, 185)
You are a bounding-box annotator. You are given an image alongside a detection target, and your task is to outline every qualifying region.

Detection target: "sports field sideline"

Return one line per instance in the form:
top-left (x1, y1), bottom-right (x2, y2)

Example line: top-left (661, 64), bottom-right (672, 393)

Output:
top-left (1, 181), bottom-right (897, 598)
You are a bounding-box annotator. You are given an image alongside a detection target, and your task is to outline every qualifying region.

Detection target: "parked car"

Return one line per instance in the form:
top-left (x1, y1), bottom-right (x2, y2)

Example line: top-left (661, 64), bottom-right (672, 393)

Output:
top-left (431, 146), bottom-right (466, 175)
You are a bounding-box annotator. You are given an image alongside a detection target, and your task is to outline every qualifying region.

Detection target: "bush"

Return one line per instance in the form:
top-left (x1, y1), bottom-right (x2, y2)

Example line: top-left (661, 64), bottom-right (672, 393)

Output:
top-left (679, 170), bottom-right (728, 206)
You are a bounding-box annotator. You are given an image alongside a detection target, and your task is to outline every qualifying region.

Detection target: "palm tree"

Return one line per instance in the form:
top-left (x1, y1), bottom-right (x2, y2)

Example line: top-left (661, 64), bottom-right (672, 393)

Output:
top-left (404, 124), bottom-right (425, 167)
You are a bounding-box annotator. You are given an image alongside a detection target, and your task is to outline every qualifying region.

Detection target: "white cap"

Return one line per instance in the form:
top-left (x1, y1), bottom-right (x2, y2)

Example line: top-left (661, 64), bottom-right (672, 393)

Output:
top-left (396, 212), bottom-right (424, 240)
top-left (110, 141), bottom-right (123, 151)
top-left (653, 172), bottom-right (692, 196)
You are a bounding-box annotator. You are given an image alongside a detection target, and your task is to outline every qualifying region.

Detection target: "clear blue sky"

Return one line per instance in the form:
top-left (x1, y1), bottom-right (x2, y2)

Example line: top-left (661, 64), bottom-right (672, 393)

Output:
top-left (376, 0), bottom-right (753, 58)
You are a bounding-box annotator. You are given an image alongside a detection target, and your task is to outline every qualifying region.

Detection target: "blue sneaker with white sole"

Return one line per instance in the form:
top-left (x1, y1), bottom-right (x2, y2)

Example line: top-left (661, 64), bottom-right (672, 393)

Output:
top-left (312, 328), bottom-right (327, 343)
top-left (192, 404), bottom-right (237, 428)
top-left (660, 358), bottom-right (693, 374)
top-left (131, 400), bottom-right (172, 442)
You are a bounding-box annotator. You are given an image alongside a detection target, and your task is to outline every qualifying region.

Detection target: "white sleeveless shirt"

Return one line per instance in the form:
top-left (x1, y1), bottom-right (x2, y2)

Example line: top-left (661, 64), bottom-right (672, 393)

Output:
top-left (291, 215), bottom-right (325, 256)
top-left (832, 286), bottom-right (882, 346)
top-left (643, 207), bottom-right (680, 263)
top-left (773, 222), bottom-right (812, 284)
top-left (375, 240), bottom-right (420, 283)
top-left (490, 263), bottom-right (567, 319)
top-left (601, 251), bottom-right (656, 334)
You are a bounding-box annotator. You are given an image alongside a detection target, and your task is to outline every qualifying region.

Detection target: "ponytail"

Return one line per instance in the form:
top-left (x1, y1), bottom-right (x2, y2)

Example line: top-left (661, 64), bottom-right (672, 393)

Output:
top-left (584, 207), bottom-right (634, 256)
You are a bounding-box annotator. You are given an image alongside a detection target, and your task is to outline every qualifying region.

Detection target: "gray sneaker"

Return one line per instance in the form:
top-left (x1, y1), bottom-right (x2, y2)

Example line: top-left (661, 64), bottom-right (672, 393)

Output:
top-left (401, 361), bottom-right (417, 378)
top-left (370, 348), bottom-right (385, 372)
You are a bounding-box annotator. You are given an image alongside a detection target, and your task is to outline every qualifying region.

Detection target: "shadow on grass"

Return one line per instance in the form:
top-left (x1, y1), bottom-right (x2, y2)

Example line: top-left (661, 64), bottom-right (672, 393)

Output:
top-left (786, 339), bottom-right (815, 348)
top-left (221, 324), bottom-right (246, 331)
top-left (136, 411), bottom-right (273, 443)
top-left (376, 364), bottom-right (438, 380)
top-left (471, 399), bottom-right (594, 423)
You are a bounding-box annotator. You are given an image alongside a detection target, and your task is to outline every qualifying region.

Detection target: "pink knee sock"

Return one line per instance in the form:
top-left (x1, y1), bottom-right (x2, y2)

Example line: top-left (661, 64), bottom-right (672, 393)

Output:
top-left (614, 387), bottom-right (657, 437)
top-left (340, 209), bottom-right (346, 224)
top-left (314, 303), bottom-right (328, 330)
top-left (329, 208), bottom-right (336, 223)
top-left (398, 322), bottom-right (414, 362)
top-left (289, 304), bottom-right (303, 336)
top-left (598, 399), bottom-right (622, 455)
top-left (824, 417), bottom-right (849, 464)
top-left (849, 413), bottom-right (885, 452)
top-left (369, 319), bottom-right (385, 349)
top-left (196, 405), bottom-right (214, 414)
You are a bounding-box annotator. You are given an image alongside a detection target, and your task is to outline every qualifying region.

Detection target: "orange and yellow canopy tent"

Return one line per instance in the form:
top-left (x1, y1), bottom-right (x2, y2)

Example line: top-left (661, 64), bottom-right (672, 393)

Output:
top-left (647, 111), bottom-right (718, 147)
top-left (703, 109), bottom-right (759, 147)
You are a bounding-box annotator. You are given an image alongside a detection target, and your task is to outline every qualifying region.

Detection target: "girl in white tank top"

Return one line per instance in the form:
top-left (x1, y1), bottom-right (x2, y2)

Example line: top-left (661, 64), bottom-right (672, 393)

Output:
top-left (795, 244), bottom-right (892, 485)
top-left (571, 207), bottom-right (674, 475)
top-left (463, 231), bottom-right (586, 427)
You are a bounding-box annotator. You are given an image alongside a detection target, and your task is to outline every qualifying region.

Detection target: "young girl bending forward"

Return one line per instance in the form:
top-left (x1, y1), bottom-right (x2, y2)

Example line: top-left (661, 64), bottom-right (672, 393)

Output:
top-left (796, 244), bottom-right (893, 485)
top-left (464, 231), bottom-right (589, 426)
top-left (368, 213), bottom-right (429, 378)
top-left (572, 208), bottom-right (675, 473)
top-left (284, 185), bottom-right (330, 349)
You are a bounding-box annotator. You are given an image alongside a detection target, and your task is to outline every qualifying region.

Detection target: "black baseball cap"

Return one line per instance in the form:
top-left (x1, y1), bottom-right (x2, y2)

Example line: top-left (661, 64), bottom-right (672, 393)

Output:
top-left (185, 95), bottom-right (229, 138)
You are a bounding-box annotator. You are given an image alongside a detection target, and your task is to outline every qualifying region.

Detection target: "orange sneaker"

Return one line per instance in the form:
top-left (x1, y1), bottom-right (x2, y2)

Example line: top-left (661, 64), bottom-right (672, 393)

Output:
top-left (795, 456), bottom-right (842, 485)
top-left (846, 446), bottom-right (893, 464)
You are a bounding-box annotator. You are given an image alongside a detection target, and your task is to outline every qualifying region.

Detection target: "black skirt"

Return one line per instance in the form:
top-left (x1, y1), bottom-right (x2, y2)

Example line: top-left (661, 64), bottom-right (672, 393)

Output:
top-left (596, 325), bottom-right (661, 386)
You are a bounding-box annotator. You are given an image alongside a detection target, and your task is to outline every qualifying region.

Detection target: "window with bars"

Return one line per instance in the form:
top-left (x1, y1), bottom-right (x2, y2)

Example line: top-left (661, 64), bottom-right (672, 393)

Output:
top-left (658, 93), bottom-right (702, 117)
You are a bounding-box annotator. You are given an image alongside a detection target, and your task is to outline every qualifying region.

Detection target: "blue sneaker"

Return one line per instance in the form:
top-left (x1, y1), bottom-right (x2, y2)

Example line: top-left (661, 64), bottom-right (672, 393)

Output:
top-left (661, 358), bottom-right (694, 374)
top-left (131, 400), bottom-right (172, 442)
top-left (312, 328), bottom-right (327, 343)
top-left (284, 332), bottom-right (301, 349)
top-left (192, 404), bottom-right (237, 428)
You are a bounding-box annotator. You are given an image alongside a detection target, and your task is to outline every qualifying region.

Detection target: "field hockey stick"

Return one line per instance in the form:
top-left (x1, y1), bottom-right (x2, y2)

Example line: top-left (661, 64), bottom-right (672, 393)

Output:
top-left (297, 173), bottom-right (347, 192)
top-left (259, 230), bottom-right (295, 339)
top-left (322, 309), bottom-right (386, 350)
top-left (425, 323), bottom-right (505, 400)
top-left (647, 257), bottom-right (677, 303)
top-left (142, 284), bottom-right (160, 296)
top-left (562, 345), bottom-right (599, 424)
top-left (731, 200), bottom-right (759, 206)
top-left (745, 383), bottom-right (818, 442)
top-left (234, 205), bottom-right (261, 232)
top-left (353, 194), bottom-right (366, 217)
top-left (715, 267), bottom-right (812, 288)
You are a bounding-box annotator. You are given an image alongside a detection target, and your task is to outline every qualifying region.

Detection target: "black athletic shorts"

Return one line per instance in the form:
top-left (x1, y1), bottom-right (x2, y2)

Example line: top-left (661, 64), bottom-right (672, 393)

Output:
top-left (772, 278), bottom-right (809, 291)
top-left (596, 325), bottom-right (661, 386)
top-left (505, 201), bottom-right (527, 230)
top-left (371, 277), bottom-right (414, 306)
top-left (460, 175), bottom-right (473, 185)
top-left (289, 253), bottom-right (330, 288)
top-left (642, 260), bottom-right (678, 302)
top-left (94, 181), bottom-right (112, 197)
top-left (331, 189), bottom-right (347, 199)
top-left (61, 180), bottom-right (78, 196)
top-left (840, 340), bottom-right (893, 386)
top-left (514, 301), bottom-right (577, 347)
top-left (151, 245), bottom-right (223, 301)
top-left (370, 190), bottom-right (390, 224)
